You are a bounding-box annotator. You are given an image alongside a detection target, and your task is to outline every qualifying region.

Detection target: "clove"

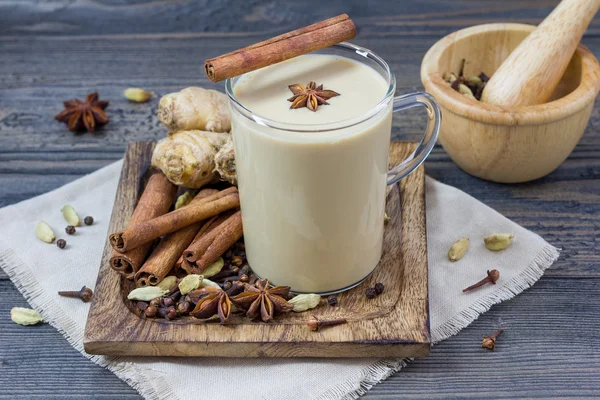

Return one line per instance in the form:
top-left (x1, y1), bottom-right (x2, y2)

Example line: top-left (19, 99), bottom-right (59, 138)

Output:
top-left (307, 315), bottom-right (347, 331)
top-left (145, 305), bottom-right (158, 317)
top-left (58, 286), bottom-right (93, 302)
top-left (463, 270), bottom-right (500, 292)
top-left (158, 306), bottom-right (178, 320)
top-left (176, 301), bottom-right (191, 315)
top-left (225, 281), bottom-right (245, 297)
top-left (210, 269), bottom-right (238, 281)
top-left (482, 328), bottom-right (504, 350)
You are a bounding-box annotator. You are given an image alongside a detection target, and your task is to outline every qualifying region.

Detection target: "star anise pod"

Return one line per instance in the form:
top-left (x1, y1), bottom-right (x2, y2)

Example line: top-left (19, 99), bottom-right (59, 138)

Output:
top-left (188, 287), bottom-right (232, 324)
top-left (287, 81), bottom-right (340, 112)
top-left (231, 279), bottom-right (293, 322)
top-left (55, 92), bottom-right (109, 133)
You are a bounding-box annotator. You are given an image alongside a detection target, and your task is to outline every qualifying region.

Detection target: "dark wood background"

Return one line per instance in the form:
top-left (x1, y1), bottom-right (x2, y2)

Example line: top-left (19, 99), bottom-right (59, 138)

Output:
top-left (1, 0), bottom-right (599, 398)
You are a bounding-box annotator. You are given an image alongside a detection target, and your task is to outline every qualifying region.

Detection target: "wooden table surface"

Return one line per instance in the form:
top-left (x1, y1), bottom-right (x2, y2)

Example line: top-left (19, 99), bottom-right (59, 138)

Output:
top-left (1, 1), bottom-right (599, 398)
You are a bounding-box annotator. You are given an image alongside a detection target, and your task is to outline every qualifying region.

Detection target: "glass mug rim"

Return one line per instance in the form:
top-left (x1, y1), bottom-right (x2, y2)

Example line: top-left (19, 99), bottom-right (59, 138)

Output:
top-left (224, 42), bottom-right (396, 133)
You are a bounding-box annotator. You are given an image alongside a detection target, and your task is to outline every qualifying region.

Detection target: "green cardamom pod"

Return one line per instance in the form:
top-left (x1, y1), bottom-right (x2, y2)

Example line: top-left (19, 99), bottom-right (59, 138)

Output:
top-left (124, 88), bottom-right (153, 103)
top-left (174, 191), bottom-right (195, 210)
top-left (484, 234), bottom-right (514, 251)
top-left (289, 293), bottom-right (321, 312)
top-left (35, 220), bottom-right (56, 243)
top-left (458, 84), bottom-right (476, 99)
top-left (200, 279), bottom-right (220, 289)
top-left (448, 237), bottom-right (469, 262)
top-left (156, 275), bottom-right (178, 291)
top-left (127, 286), bottom-right (168, 301)
top-left (179, 274), bottom-right (203, 294)
top-left (465, 76), bottom-right (482, 86)
top-left (11, 307), bottom-right (43, 325)
top-left (61, 205), bottom-right (81, 226)
top-left (201, 257), bottom-right (224, 278)
top-left (443, 72), bottom-right (458, 83)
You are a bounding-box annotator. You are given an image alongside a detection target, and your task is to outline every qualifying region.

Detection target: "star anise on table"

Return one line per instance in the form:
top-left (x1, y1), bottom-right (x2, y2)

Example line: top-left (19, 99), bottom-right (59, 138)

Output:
top-left (55, 92), bottom-right (109, 133)
top-left (231, 279), bottom-right (293, 322)
top-left (188, 287), bottom-right (232, 324)
top-left (287, 81), bottom-right (340, 112)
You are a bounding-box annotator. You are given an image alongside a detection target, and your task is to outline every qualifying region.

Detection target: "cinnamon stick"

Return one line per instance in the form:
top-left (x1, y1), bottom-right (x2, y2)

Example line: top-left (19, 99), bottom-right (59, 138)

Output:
top-left (177, 212), bottom-right (231, 272)
top-left (109, 187), bottom-right (239, 253)
top-left (196, 211), bottom-right (243, 272)
top-left (185, 211), bottom-right (243, 273)
top-left (204, 14), bottom-right (356, 82)
top-left (109, 172), bottom-right (177, 279)
top-left (135, 189), bottom-right (218, 287)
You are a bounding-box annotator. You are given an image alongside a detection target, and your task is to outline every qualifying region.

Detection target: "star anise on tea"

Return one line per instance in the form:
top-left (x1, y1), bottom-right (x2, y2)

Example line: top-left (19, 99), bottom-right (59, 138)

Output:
top-left (55, 92), bottom-right (109, 133)
top-left (188, 287), bottom-right (232, 324)
top-left (231, 279), bottom-right (293, 322)
top-left (287, 81), bottom-right (340, 112)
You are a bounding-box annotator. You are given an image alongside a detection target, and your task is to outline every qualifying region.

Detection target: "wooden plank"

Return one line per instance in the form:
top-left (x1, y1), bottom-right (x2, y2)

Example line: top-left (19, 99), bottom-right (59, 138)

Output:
top-left (3, 0), bottom-right (600, 38)
top-left (83, 142), bottom-right (430, 358)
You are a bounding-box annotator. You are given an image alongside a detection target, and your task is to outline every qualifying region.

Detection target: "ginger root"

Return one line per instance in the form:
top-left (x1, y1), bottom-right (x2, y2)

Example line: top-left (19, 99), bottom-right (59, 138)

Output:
top-left (152, 130), bottom-right (230, 188)
top-left (214, 137), bottom-right (237, 185)
top-left (158, 87), bottom-right (231, 132)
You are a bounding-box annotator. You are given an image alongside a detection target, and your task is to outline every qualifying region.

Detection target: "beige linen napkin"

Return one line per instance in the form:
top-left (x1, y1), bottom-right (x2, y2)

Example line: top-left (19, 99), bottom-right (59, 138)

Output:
top-left (0, 160), bottom-right (559, 400)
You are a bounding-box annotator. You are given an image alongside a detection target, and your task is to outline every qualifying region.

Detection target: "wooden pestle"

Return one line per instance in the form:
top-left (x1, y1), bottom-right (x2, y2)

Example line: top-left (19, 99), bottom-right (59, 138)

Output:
top-left (481, 0), bottom-right (600, 107)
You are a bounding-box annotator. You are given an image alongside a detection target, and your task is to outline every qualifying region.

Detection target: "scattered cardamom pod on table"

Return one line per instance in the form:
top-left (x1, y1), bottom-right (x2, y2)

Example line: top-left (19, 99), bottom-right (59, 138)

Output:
top-left (124, 87), bottom-right (154, 103)
top-left (11, 307), bottom-right (43, 326)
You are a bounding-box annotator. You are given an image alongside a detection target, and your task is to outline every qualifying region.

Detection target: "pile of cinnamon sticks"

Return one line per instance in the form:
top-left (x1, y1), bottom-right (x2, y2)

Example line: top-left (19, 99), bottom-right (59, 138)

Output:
top-left (108, 171), bottom-right (242, 287)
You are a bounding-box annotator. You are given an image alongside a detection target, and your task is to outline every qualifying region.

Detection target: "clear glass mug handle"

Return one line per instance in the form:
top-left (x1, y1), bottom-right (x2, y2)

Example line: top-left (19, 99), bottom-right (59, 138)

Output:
top-left (387, 92), bottom-right (441, 185)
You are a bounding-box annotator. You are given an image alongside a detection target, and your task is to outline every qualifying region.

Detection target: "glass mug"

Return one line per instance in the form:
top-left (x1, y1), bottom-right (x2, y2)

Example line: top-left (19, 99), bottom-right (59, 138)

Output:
top-left (225, 42), bottom-right (440, 294)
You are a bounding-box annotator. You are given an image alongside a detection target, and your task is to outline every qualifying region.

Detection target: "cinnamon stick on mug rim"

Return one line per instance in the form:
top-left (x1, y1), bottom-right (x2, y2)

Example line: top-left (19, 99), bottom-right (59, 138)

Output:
top-left (135, 188), bottom-right (218, 287)
top-left (109, 172), bottom-right (177, 280)
top-left (204, 14), bottom-right (356, 82)
top-left (109, 187), bottom-right (239, 253)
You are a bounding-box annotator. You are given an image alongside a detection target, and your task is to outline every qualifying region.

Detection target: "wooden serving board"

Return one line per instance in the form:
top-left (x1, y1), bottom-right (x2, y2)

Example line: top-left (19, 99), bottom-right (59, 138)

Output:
top-left (83, 141), bottom-right (430, 358)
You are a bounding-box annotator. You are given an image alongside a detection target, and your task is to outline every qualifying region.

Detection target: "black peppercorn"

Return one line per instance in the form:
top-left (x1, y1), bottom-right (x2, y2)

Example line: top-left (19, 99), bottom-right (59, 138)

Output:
top-left (84, 216), bottom-right (94, 225)
top-left (239, 273), bottom-right (249, 283)
top-left (65, 225), bottom-right (76, 235)
top-left (327, 295), bottom-right (338, 306)
top-left (57, 239), bottom-right (67, 249)
top-left (136, 301), bottom-right (148, 311)
top-left (374, 282), bottom-right (385, 295)
top-left (365, 287), bottom-right (377, 299)
top-left (223, 281), bottom-right (232, 290)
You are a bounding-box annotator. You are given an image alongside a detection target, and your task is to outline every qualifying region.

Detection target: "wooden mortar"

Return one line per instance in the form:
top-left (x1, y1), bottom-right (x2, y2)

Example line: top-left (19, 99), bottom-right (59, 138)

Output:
top-left (421, 23), bottom-right (600, 183)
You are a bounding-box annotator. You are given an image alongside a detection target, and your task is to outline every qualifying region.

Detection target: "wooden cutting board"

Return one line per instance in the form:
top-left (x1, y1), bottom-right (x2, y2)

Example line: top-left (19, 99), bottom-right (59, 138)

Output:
top-left (83, 141), bottom-right (430, 358)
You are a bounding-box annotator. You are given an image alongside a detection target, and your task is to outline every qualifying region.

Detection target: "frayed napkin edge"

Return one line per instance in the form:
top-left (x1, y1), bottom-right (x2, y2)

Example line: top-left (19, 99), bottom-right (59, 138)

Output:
top-left (0, 245), bottom-right (171, 400)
